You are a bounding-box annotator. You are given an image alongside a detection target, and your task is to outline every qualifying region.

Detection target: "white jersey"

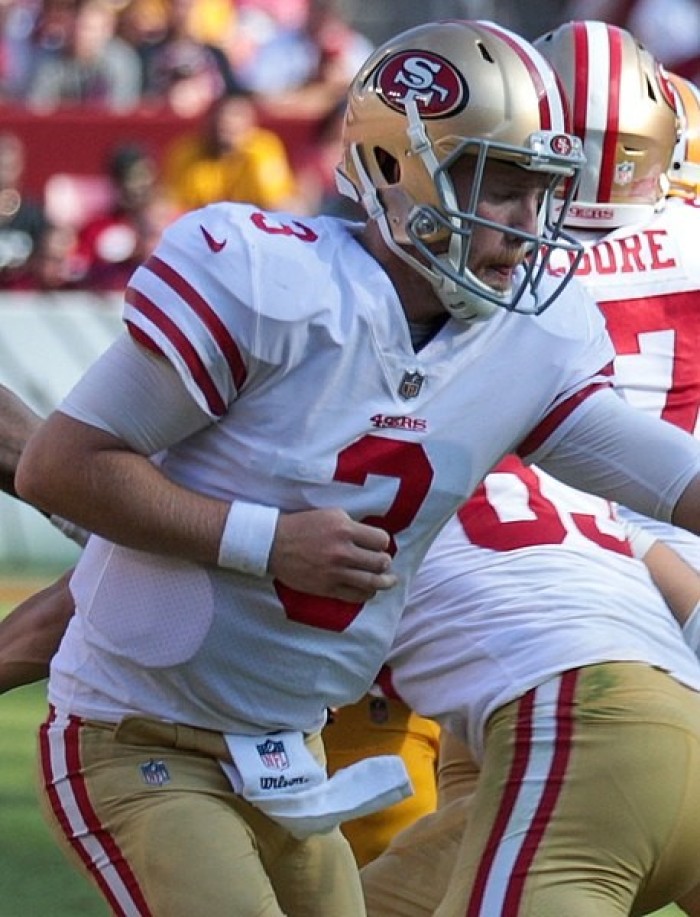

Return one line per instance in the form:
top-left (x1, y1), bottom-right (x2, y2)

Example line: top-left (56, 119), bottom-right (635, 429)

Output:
top-left (384, 456), bottom-right (700, 761)
top-left (48, 203), bottom-right (639, 734)
top-left (551, 197), bottom-right (700, 567)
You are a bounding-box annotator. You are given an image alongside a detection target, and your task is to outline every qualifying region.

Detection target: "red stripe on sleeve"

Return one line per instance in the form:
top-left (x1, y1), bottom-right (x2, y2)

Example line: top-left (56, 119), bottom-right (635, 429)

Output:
top-left (125, 289), bottom-right (227, 416)
top-left (127, 322), bottom-right (164, 357)
top-left (144, 254), bottom-right (247, 391)
top-left (516, 369), bottom-right (613, 458)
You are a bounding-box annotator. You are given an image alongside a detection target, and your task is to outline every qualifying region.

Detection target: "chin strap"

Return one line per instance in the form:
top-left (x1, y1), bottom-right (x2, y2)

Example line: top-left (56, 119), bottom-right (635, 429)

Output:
top-left (436, 282), bottom-right (498, 323)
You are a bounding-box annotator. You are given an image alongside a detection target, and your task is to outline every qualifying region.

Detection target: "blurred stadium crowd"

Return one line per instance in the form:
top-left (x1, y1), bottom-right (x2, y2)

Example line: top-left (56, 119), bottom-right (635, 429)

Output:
top-left (0, 0), bottom-right (698, 293)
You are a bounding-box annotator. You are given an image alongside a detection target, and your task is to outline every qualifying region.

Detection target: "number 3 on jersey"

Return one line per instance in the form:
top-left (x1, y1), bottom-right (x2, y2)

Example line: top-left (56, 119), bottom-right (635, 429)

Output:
top-left (275, 435), bottom-right (433, 632)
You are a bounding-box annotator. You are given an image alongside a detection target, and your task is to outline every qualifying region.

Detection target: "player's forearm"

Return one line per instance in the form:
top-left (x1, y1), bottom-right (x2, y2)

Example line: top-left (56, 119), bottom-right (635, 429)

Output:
top-left (16, 413), bottom-right (230, 566)
top-left (642, 539), bottom-right (700, 626)
top-left (17, 411), bottom-right (397, 598)
top-left (0, 385), bottom-right (43, 499)
top-left (0, 571), bottom-right (74, 694)
top-left (643, 532), bottom-right (700, 668)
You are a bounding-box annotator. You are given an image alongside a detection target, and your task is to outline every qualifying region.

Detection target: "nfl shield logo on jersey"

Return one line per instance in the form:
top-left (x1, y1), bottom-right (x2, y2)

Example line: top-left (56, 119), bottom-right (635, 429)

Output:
top-left (398, 370), bottom-right (424, 400)
top-left (257, 738), bottom-right (289, 770)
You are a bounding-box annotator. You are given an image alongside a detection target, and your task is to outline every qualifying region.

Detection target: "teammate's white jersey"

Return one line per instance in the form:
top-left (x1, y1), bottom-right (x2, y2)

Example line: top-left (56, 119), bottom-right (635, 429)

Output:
top-left (383, 456), bottom-right (700, 761)
top-left (550, 197), bottom-right (700, 567)
top-left (46, 203), bottom-right (670, 734)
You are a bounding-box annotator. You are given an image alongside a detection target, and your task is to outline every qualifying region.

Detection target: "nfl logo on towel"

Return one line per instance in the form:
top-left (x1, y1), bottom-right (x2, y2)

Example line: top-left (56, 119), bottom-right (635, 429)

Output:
top-left (257, 738), bottom-right (289, 770)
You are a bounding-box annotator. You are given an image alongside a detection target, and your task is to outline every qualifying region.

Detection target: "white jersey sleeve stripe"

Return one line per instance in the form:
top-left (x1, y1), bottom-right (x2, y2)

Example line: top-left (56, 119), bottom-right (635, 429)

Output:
top-left (143, 254), bottom-right (247, 390)
top-left (125, 286), bottom-right (227, 417)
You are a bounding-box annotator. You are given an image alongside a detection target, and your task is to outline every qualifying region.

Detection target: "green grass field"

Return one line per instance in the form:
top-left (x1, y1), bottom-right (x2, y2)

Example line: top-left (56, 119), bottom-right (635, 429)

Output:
top-left (0, 680), bottom-right (108, 916)
top-left (0, 581), bottom-right (686, 917)
top-left (0, 576), bottom-right (108, 916)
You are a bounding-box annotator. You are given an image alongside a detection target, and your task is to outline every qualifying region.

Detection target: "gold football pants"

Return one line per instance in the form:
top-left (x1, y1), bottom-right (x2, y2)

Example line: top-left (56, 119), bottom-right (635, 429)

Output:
top-left (37, 710), bottom-right (365, 917)
top-left (363, 663), bottom-right (700, 917)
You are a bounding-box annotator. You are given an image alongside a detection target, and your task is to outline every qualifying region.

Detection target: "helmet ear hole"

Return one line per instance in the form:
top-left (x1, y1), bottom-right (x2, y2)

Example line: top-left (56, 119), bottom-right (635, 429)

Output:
top-left (375, 147), bottom-right (400, 184)
top-left (476, 41), bottom-right (494, 64)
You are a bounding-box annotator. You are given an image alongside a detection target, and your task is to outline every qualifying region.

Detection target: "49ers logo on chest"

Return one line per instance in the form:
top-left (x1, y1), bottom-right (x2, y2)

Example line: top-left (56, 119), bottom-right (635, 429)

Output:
top-left (375, 50), bottom-right (468, 117)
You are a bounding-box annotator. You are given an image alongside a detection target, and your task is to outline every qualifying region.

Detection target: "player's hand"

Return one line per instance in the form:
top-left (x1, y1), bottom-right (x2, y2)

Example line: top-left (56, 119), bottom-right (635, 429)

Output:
top-left (268, 508), bottom-right (397, 602)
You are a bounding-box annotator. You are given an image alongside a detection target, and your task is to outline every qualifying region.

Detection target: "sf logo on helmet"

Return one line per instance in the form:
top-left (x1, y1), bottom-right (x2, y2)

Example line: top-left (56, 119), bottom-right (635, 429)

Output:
top-left (550, 135), bottom-right (574, 156)
top-left (375, 50), bottom-right (468, 118)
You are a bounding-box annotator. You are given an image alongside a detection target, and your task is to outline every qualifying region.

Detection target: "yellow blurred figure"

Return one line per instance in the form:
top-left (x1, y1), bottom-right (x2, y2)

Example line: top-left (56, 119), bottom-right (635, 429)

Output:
top-left (324, 696), bottom-right (441, 868)
top-left (162, 89), bottom-right (299, 211)
top-left (187, 0), bottom-right (236, 46)
top-left (667, 71), bottom-right (700, 200)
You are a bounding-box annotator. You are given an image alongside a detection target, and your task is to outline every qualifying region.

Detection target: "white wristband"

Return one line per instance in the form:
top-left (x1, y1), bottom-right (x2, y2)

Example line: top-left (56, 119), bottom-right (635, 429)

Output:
top-left (624, 522), bottom-right (656, 559)
top-left (217, 501), bottom-right (279, 577)
top-left (682, 600), bottom-right (700, 654)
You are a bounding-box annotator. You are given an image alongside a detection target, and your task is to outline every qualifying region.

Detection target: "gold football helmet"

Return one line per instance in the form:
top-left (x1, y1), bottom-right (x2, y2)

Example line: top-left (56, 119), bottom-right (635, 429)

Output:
top-left (535, 20), bottom-right (678, 229)
top-left (667, 71), bottom-right (700, 200)
top-left (335, 20), bottom-right (585, 321)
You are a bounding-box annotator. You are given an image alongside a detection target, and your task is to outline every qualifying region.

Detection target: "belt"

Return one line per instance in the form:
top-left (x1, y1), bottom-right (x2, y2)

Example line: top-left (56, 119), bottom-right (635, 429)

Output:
top-left (112, 715), bottom-right (233, 760)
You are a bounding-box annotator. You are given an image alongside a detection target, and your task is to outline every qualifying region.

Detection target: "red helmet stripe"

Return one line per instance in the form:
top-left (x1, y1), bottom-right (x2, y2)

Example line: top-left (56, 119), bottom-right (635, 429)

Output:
top-left (598, 25), bottom-right (623, 204)
top-left (478, 22), bottom-right (556, 130)
top-left (572, 22), bottom-right (590, 144)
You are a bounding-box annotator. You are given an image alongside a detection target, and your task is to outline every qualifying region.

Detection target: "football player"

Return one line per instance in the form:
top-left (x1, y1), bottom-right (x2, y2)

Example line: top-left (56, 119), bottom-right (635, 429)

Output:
top-left (12, 19), bottom-right (700, 917)
top-left (539, 31), bottom-right (700, 881)
top-left (666, 69), bottom-right (700, 201)
top-left (362, 457), bottom-right (700, 916)
top-left (536, 23), bottom-right (700, 917)
top-left (0, 385), bottom-right (83, 694)
top-left (324, 695), bottom-right (441, 867)
top-left (534, 20), bottom-right (700, 616)
top-left (362, 22), bottom-right (700, 917)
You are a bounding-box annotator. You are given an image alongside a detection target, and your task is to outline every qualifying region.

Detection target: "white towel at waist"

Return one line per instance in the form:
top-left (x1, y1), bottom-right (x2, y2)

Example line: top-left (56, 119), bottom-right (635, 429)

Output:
top-left (221, 730), bottom-right (413, 839)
